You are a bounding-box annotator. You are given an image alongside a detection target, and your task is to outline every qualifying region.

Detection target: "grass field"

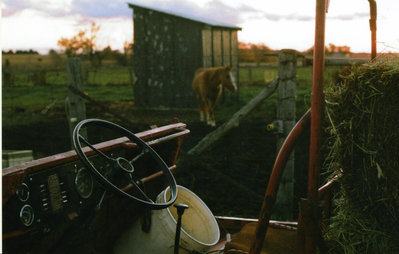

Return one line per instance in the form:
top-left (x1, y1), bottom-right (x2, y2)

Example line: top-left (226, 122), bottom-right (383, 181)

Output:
top-left (3, 57), bottom-right (341, 104)
top-left (2, 53), bottom-right (119, 69)
top-left (2, 58), bottom-right (342, 127)
top-left (3, 84), bottom-right (134, 107)
top-left (4, 66), bottom-right (133, 86)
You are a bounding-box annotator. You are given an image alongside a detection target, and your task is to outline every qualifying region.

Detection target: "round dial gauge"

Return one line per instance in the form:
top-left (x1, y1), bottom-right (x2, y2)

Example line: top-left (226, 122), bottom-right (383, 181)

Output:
top-left (20, 204), bottom-right (34, 226)
top-left (75, 167), bottom-right (93, 199)
top-left (16, 183), bottom-right (30, 202)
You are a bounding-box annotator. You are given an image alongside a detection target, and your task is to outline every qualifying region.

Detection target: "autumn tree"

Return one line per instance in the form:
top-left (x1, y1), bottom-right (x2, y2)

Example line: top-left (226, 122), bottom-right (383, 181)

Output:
top-left (57, 23), bottom-right (102, 66)
top-left (326, 43), bottom-right (351, 55)
top-left (239, 42), bottom-right (274, 64)
top-left (304, 43), bottom-right (351, 55)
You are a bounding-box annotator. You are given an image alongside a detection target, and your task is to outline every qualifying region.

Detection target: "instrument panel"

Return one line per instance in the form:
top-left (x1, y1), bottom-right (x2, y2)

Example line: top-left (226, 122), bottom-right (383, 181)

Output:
top-left (4, 149), bottom-right (125, 234)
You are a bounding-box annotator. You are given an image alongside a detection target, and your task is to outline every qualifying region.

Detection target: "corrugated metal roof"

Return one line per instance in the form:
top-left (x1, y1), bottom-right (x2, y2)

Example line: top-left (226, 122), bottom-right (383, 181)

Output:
top-left (128, 1), bottom-right (241, 30)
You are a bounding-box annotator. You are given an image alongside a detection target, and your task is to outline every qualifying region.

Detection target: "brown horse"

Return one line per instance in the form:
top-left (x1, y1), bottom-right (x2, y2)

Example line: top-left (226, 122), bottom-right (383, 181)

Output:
top-left (192, 66), bottom-right (237, 126)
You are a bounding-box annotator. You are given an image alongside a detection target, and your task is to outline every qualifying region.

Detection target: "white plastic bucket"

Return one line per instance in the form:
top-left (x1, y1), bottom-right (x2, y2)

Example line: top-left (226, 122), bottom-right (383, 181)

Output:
top-left (114, 185), bottom-right (220, 254)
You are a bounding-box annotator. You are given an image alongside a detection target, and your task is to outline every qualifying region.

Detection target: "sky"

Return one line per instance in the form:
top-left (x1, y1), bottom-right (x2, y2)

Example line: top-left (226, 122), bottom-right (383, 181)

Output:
top-left (1, 0), bottom-right (399, 54)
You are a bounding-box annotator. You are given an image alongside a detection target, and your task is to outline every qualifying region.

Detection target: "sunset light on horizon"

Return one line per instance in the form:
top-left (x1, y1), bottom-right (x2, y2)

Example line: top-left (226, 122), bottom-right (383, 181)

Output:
top-left (2, 0), bottom-right (399, 54)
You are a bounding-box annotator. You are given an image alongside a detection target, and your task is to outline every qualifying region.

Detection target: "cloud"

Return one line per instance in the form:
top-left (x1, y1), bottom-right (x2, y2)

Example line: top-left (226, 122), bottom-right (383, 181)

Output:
top-left (71, 0), bottom-right (131, 17)
top-left (2, 9), bottom-right (78, 52)
top-left (128, 0), bottom-right (244, 25)
top-left (245, 11), bottom-right (370, 22)
top-left (197, 0), bottom-right (244, 24)
top-left (2, 0), bottom-right (73, 16)
top-left (0, 0), bottom-right (377, 24)
top-left (2, 7), bottom-right (133, 53)
top-left (286, 13), bottom-right (313, 22)
top-left (2, 0), bottom-right (131, 17)
top-left (330, 12), bottom-right (369, 21)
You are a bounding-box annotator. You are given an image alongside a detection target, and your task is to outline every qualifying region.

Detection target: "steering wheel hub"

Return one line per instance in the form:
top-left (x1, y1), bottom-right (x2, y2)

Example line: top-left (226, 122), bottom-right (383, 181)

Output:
top-left (116, 157), bottom-right (134, 173)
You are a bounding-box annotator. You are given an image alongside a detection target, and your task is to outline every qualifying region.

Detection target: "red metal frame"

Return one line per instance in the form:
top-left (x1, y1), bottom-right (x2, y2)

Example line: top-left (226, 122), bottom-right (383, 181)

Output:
top-left (304, 0), bottom-right (327, 253)
top-left (369, 0), bottom-right (377, 60)
top-left (249, 109), bottom-right (311, 254)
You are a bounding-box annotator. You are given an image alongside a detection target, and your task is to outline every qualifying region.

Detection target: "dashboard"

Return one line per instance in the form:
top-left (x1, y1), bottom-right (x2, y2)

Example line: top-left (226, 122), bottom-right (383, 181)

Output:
top-left (2, 122), bottom-right (189, 254)
top-left (3, 149), bottom-right (126, 235)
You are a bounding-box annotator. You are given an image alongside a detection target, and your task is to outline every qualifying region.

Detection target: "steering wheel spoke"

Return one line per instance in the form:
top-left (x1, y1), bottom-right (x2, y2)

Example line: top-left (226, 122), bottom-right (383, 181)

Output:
top-left (79, 135), bottom-right (116, 163)
top-left (129, 148), bottom-right (149, 164)
top-left (126, 174), bottom-right (154, 204)
top-left (72, 119), bottom-right (177, 210)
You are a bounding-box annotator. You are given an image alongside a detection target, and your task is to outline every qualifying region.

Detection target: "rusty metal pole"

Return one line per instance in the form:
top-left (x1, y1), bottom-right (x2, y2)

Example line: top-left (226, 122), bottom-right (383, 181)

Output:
top-left (368, 0), bottom-right (377, 60)
top-left (249, 110), bottom-right (311, 254)
top-left (305, 0), bottom-right (326, 253)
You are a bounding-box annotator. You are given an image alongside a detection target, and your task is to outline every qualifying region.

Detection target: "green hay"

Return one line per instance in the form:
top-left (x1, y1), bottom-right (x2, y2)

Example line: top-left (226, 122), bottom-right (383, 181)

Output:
top-left (324, 58), bottom-right (399, 253)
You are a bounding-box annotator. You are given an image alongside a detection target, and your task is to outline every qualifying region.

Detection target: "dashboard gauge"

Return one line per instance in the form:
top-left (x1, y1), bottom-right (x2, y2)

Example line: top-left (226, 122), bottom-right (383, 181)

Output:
top-left (20, 204), bottom-right (34, 226)
top-left (75, 168), bottom-right (93, 199)
top-left (16, 183), bottom-right (30, 202)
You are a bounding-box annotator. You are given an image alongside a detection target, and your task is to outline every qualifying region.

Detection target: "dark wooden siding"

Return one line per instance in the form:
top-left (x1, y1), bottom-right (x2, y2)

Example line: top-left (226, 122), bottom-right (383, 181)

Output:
top-left (172, 16), bottom-right (203, 107)
top-left (133, 7), bottom-right (202, 108)
top-left (202, 28), bottom-right (213, 67)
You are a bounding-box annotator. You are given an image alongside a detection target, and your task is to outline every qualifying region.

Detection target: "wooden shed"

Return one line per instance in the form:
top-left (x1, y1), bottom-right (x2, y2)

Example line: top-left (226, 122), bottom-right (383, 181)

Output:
top-left (128, 2), bottom-right (241, 108)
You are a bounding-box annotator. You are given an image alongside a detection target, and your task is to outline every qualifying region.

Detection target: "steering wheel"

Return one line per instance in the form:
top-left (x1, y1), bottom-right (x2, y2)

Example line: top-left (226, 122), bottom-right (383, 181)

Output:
top-left (72, 119), bottom-right (177, 210)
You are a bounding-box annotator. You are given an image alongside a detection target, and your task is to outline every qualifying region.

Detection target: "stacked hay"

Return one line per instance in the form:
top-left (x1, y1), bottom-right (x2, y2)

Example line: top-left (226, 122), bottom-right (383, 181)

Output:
top-left (325, 59), bottom-right (399, 253)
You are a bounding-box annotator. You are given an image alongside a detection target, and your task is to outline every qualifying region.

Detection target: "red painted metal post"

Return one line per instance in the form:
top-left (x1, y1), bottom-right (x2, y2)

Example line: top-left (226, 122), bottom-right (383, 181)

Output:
top-left (305, 0), bottom-right (326, 253)
top-left (249, 109), bottom-right (311, 254)
top-left (368, 0), bottom-right (377, 60)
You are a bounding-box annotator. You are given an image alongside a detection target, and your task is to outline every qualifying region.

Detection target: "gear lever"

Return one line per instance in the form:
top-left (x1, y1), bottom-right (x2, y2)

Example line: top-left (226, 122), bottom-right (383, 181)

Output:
top-left (173, 203), bottom-right (189, 254)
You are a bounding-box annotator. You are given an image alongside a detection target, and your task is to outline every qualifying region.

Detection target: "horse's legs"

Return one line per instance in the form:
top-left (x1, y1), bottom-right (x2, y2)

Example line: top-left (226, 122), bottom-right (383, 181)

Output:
top-left (205, 99), bottom-right (216, 127)
top-left (194, 90), bottom-right (205, 122)
top-left (200, 111), bottom-right (205, 122)
top-left (203, 104), bottom-right (213, 126)
top-left (208, 111), bottom-right (216, 127)
top-left (197, 97), bottom-right (206, 122)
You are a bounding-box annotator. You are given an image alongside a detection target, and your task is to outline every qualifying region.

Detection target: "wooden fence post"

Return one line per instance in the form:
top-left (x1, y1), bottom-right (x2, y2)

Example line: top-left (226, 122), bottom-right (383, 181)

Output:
top-left (274, 49), bottom-right (297, 219)
top-left (66, 57), bottom-right (87, 149)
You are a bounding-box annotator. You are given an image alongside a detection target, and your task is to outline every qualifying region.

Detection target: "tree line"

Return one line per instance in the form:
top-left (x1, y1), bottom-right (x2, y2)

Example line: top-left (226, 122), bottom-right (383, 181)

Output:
top-left (239, 42), bottom-right (352, 63)
top-left (2, 49), bottom-right (39, 55)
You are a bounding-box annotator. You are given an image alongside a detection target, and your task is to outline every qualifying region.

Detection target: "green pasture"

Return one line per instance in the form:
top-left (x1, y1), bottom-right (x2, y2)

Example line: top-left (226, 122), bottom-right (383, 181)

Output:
top-left (2, 65), bottom-right (342, 123)
top-left (3, 84), bottom-right (134, 107)
top-left (3, 65), bottom-right (341, 103)
top-left (4, 67), bottom-right (133, 86)
top-left (239, 65), bottom-right (342, 85)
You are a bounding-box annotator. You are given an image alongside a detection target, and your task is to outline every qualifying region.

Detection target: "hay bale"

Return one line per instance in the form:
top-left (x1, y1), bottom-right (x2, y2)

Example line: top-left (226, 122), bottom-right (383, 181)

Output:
top-left (325, 59), bottom-right (399, 253)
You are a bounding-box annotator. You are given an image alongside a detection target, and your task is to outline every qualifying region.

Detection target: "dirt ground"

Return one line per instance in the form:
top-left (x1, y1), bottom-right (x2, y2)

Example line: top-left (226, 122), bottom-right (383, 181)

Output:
top-left (3, 100), bottom-right (309, 219)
